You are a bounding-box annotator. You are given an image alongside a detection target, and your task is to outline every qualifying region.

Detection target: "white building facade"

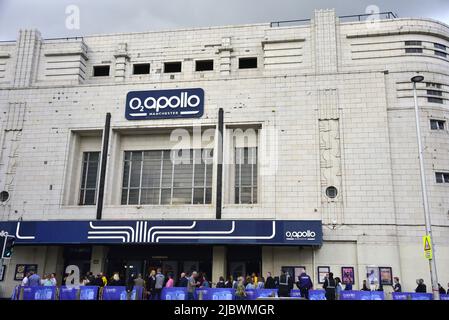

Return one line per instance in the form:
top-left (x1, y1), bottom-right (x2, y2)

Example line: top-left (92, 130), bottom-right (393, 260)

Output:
top-left (0, 9), bottom-right (448, 297)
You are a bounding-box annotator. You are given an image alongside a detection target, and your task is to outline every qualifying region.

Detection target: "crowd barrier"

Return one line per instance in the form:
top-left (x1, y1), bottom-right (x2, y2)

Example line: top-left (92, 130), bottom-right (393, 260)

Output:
top-left (10, 286), bottom-right (449, 301)
top-left (392, 292), bottom-right (449, 300)
top-left (11, 286), bottom-right (144, 301)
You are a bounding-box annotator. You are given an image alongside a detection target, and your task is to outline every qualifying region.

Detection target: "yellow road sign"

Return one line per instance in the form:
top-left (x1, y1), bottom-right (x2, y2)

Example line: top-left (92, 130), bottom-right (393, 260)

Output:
top-left (423, 235), bottom-right (432, 260)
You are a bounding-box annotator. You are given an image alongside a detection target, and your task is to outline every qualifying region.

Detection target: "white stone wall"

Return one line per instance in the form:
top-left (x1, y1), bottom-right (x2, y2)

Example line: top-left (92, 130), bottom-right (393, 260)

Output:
top-left (0, 9), bottom-right (448, 296)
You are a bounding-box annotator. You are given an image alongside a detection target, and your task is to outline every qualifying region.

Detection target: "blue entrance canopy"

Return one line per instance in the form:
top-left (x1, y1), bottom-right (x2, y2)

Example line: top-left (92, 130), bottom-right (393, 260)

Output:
top-left (0, 219), bottom-right (322, 246)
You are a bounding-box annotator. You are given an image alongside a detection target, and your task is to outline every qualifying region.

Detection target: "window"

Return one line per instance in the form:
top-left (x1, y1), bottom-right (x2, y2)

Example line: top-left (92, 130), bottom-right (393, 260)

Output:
top-left (405, 41), bottom-right (422, 46)
top-left (121, 149), bottom-right (213, 205)
top-left (435, 51), bottom-right (447, 58)
top-left (79, 152), bottom-right (100, 205)
top-left (0, 191), bottom-right (9, 202)
top-left (428, 97), bottom-right (444, 104)
top-left (430, 119), bottom-right (445, 130)
top-left (133, 63), bottom-right (150, 75)
top-left (435, 172), bottom-right (449, 184)
top-left (93, 65), bottom-right (110, 77)
top-left (427, 89), bottom-right (443, 97)
top-left (239, 57), bottom-right (258, 69)
top-left (325, 186), bottom-right (338, 199)
top-left (164, 62), bottom-right (182, 73)
top-left (434, 43), bottom-right (447, 51)
top-left (427, 82), bottom-right (442, 89)
top-left (195, 60), bottom-right (214, 71)
top-left (234, 147), bottom-right (257, 204)
top-left (405, 48), bottom-right (423, 54)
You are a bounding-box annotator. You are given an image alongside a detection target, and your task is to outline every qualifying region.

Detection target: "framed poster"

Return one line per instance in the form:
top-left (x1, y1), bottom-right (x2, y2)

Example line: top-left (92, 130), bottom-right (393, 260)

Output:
top-left (0, 265), bottom-right (5, 282)
top-left (379, 267), bottom-right (393, 286)
top-left (14, 264), bottom-right (38, 281)
top-left (317, 266), bottom-right (330, 284)
top-left (341, 267), bottom-right (355, 285)
top-left (294, 266), bottom-right (306, 279)
top-left (281, 266), bottom-right (306, 281)
top-left (366, 266), bottom-right (379, 288)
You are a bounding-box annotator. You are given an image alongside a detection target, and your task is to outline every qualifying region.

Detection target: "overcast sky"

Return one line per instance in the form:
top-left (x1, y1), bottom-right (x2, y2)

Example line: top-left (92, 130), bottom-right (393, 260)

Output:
top-left (0, 0), bottom-right (448, 40)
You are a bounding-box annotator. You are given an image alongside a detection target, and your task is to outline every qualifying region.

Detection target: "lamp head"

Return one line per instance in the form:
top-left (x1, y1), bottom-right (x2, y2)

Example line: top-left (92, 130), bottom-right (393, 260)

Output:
top-left (411, 75), bottom-right (424, 83)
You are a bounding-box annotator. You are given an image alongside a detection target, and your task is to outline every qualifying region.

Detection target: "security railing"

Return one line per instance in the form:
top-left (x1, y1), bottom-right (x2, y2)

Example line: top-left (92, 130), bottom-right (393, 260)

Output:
top-left (270, 12), bottom-right (398, 27)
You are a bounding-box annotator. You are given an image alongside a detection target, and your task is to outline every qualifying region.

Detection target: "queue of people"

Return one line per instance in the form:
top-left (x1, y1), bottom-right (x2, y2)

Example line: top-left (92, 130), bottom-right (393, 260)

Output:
top-left (19, 269), bottom-right (449, 300)
top-left (20, 271), bottom-right (57, 287)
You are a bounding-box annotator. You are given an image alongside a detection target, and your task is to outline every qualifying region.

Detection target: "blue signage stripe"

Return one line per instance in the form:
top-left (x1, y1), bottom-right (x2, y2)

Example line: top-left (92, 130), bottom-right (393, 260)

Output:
top-left (0, 220), bottom-right (322, 246)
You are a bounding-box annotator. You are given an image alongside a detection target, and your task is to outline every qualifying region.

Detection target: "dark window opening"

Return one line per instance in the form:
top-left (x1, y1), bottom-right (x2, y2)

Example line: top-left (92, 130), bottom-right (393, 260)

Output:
top-left (0, 191), bottom-right (9, 202)
top-left (430, 119), bottom-right (445, 131)
top-left (405, 41), bottom-right (422, 46)
top-left (405, 48), bottom-right (423, 54)
top-left (79, 152), bottom-right (100, 205)
top-left (435, 172), bottom-right (449, 183)
top-left (164, 62), bottom-right (182, 73)
top-left (434, 43), bottom-right (447, 51)
top-left (428, 97), bottom-right (444, 104)
top-left (435, 51), bottom-right (447, 58)
top-left (93, 65), bottom-right (110, 77)
top-left (133, 63), bottom-right (150, 75)
top-left (325, 186), bottom-right (338, 199)
top-left (427, 82), bottom-right (442, 89)
top-left (239, 57), bottom-right (258, 69)
top-left (195, 60), bottom-right (214, 71)
top-left (427, 90), bottom-right (443, 97)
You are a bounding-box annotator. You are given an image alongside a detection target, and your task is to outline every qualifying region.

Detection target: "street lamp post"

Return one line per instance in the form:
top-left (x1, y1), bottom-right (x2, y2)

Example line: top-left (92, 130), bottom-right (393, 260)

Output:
top-left (411, 75), bottom-right (440, 300)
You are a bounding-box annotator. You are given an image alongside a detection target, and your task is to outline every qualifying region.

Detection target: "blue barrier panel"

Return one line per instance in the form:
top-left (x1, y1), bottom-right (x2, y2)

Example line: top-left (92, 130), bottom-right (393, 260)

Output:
top-left (392, 292), bottom-right (433, 300)
top-left (22, 286), bottom-right (56, 300)
top-left (309, 290), bottom-right (326, 300)
top-left (130, 286), bottom-right (144, 300)
top-left (410, 293), bottom-right (433, 300)
top-left (59, 286), bottom-right (78, 300)
top-left (290, 290), bottom-right (302, 298)
top-left (440, 294), bottom-right (449, 300)
top-left (255, 289), bottom-right (279, 299)
top-left (339, 290), bottom-right (384, 300)
top-left (245, 289), bottom-right (257, 300)
top-left (80, 286), bottom-right (99, 300)
top-left (196, 288), bottom-right (235, 300)
top-left (370, 291), bottom-right (385, 300)
top-left (102, 286), bottom-right (127, 300)
top-left (162, 287), bottom-right (188, 300)
top-left (392, 292), bottom-right (410, 300)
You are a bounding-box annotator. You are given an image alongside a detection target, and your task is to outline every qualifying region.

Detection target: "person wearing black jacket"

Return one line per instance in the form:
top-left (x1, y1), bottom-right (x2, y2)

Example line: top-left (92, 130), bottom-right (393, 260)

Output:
top-left (415, 279), bottom-right (427, 293)
top-left (323, 273), bottom-right (336, 300)
top-left (177, 272), bottom-right (188, 287)
top-left (225, 276), bottom-right (233, 288)
top-left (265, 272), bottom-right (275, 289)
top-left (361, 280), bottom-right (370, 291)
top-left (438, 283), bottom-right (446, 295)
top-left (216, 276), bottom-right (226, 288)
top-left (278, 270), bottom-right (293, 297)
top-left (393, 277), bottom-right (402, 292)
top-left (146, 270), bottom-right (156, 300)
top-left (109, 272), bottom-right (124, 286)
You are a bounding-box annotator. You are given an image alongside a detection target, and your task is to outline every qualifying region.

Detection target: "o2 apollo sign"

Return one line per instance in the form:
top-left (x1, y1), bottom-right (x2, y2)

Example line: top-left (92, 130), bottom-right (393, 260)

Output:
top-left (125, 88), bottom-right (204, 120)
top-left (285, 230), bottom-right (317, 241)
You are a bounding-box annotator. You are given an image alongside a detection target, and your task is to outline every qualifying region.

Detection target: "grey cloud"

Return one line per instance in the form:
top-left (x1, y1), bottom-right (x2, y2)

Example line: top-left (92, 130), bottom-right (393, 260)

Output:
top-left (0, 0), bottom-right (448, 40)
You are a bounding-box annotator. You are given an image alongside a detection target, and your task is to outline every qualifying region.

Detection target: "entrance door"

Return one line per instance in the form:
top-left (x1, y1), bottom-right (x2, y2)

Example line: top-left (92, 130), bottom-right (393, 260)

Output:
top-left (229, 262), bottom-right (246, 279)
top-left (227, 245), bottom-right (261, 279)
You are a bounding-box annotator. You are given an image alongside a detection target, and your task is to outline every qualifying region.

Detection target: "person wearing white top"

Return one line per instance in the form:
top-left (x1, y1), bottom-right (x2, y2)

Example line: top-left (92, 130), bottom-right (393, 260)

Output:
top-left (50, 273), bottom-right (57, 286)
top-left (21, 273), bottom-right (29, 286)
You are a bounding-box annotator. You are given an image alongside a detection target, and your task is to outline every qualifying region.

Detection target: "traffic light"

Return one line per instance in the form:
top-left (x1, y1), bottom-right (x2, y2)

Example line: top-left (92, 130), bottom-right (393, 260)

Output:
top-left (1, 235), bottom-right (15, 259)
